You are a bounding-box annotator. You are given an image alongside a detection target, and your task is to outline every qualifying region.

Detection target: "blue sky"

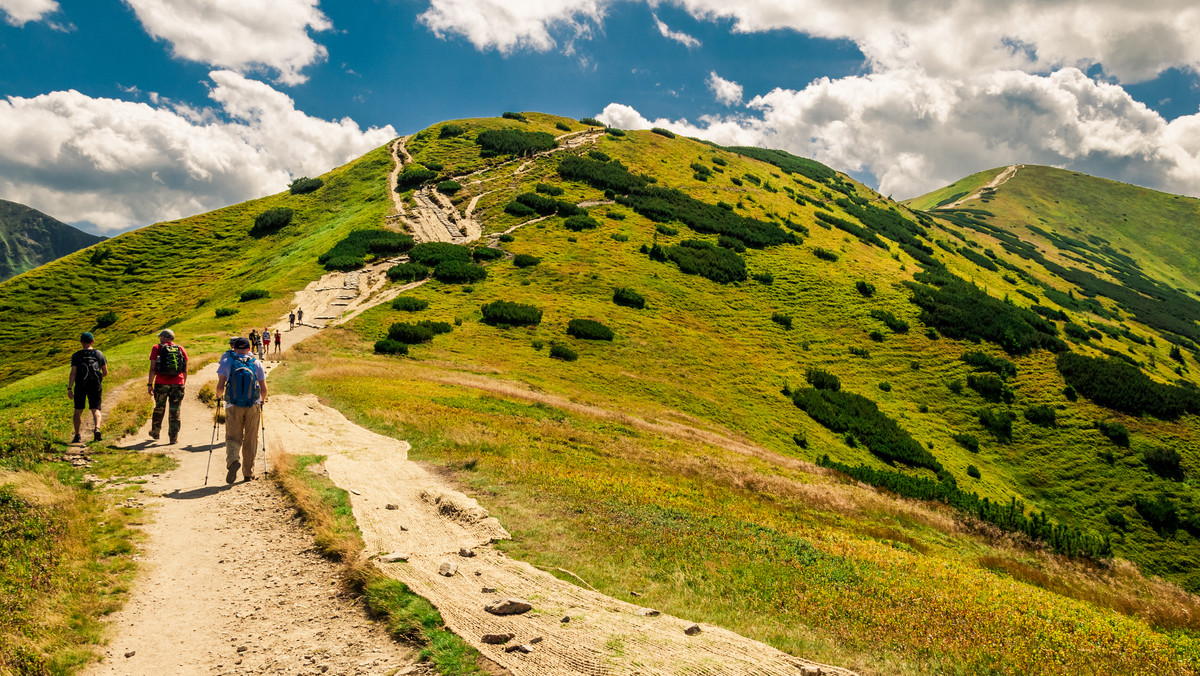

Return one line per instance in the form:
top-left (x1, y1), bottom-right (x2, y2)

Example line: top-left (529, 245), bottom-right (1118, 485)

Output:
top-left (2, 0), bottom-right (1200, 234)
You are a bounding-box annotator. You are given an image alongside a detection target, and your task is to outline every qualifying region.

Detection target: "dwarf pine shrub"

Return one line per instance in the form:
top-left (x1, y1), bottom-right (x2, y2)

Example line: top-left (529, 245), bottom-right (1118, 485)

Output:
top-left (564, 215), bottom-right (599, 231)
top-left (438, 124), bottom-right (465, 138)
top-left (1144, 446), bottom-right (1183, 479)
top-left (555, 121), bottom-right (571, 131)
top-left (1097, 420), bottom-right (1129, 446)
top-left (386, 263), bottom-right (429, 282)
top-left (95, 311), bottom-right (117, 328)
top-left (288, 176), bottom-right (323, 194)
top-left (579, 117), bottom-right (602, 126)
top-left (433, 260), bottom-right (487, 283)
top-left (651, 127), bottom-right (675, 138)
top-left (806, 367), bottom-right (840, 391)
top-left (374, 339), bottom-right (409, 355)
top-left (409, 242), bottom-right (471, 267)
top-left (813, 247), bottom-right (839, 261)
top-left (498, 233), bottom-right (515, 243)
top-left (471, 246), bottom-right (504, 262)
top-left (952, 433), bottom-right (980, 452)
top-left (480, 300), bottom-right (542, 326)
top-left (1024, 405), bottom-right (1057, 427)
top-left (567, 319), bottom-right (614, 340)
top-left (396, 165), bottom-right (437, 190)
top-left (550, 343), bottom-right (578, 361)
top-left (436, 180), bottom-right (462, 195)
top-left (239, 289), bottom-right (269, 302)
top-left (856, 280), bottom-right (875, 297)
top-left (214, 307), bottom-right (239, 318)
top-left (613, 287), bottom-right (645, 309)
top-left (250, 207), bottom-right (293, 237)
top-left (754, 273), bottom-right (774, 285)
top-left (535, 183), bottom-right (564, 196)
top-left (967, 465), bottom-right (981, 479)
top-left (476, 129), bottom-right (555, 156)
top-left (387, 322), bottom-right (434, 344)
top-left (392, 297), bottom-right (429, 312)
top-left (513, 254), bottom-right (541, 268)
top-left (504, 202), bottom-right (536, 217)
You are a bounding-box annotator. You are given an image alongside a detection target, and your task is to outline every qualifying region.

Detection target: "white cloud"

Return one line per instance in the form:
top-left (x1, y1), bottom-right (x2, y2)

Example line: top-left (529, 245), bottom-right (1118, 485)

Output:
top-left (123, 0), bottom-right (332, 85)
top-left (419, 0), bottom-right (1200, 83)
top-left (706, 71), bottom-right (743, 106)
top-left (600, 68), bottom-right (1200, 199)
top-left (0, 71), bottom-right (396, 233)
top-left (419, 0), bottom-right (606, 53)
top-left (0, 0), bottom-right (57, 25)
top-left (654, 14), bottom-right (699, 49)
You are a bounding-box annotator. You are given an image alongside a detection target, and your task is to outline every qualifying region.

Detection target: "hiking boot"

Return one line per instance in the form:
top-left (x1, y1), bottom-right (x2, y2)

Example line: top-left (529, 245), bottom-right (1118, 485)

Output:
top-left (149, 429), bottom-right (160, 440)
top-left (169, 436), bottom-right (178, 444)
top-left (244, 473), bottom-right (255, 481)
top-left (71, 433), bottom-right (81, 444)
top-left (226, 461), bottom-right (240, 484)
top-left (93, 430), bottom-right (102, 442)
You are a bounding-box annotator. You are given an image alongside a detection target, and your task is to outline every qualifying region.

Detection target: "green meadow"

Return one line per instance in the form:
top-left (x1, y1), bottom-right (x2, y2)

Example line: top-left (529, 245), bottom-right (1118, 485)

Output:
top-left (3, 112), bottom-right (1200, 674)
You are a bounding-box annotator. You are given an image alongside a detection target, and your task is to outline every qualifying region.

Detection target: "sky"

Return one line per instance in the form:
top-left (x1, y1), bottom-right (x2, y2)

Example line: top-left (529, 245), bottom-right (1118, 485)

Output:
top-left (3, 1), bottom-right (1200, 235)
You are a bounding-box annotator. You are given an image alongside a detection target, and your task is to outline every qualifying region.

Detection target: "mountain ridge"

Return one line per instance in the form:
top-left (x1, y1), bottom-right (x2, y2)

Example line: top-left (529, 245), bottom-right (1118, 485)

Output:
top-left (0, 199), bottom-right (105, 282)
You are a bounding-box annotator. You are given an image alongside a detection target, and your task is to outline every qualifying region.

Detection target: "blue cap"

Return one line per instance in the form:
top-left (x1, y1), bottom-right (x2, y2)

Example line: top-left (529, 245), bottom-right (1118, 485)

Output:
top-left (80, 332), bottom-right (94, 343)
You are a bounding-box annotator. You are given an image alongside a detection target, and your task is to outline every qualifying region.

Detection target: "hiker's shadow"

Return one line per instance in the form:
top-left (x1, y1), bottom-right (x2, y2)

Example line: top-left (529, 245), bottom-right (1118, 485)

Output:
top-left (177, 443), bottom-right (216, 453)
top-left (115, 440), bottom-right (157, 451)
top-left (162, 485), bottom-right (233, 500)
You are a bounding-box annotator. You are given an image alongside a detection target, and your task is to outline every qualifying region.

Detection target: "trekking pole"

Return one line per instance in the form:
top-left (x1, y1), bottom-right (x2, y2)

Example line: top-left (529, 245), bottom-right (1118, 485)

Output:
top-left (204, 399), bottom-right (218, 485)
top-left (260, 400), bottom-right (269, 475)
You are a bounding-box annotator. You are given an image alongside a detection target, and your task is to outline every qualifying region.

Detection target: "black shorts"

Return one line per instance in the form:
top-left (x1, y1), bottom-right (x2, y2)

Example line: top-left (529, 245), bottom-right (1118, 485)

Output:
top-left (73, 382), bottom-right (102, 410)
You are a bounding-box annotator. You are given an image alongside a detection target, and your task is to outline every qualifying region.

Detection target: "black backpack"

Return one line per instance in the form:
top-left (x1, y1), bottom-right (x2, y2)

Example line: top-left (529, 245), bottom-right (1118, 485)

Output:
top-left (77, 350), bottom-right (104, 384)
top-left (156, 344), bottom-right (187, 377)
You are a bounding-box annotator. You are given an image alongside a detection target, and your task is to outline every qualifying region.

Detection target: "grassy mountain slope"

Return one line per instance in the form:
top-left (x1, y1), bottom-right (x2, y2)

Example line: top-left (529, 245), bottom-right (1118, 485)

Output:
top-left (0, 200), bottom-right (105, 282)
top-left (4, 114), bottom-right (1200, 674)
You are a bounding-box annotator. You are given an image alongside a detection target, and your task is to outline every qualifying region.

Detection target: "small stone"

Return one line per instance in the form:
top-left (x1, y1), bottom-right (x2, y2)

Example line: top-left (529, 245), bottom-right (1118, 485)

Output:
top-left (438, 562), bottom-right (458, 577)
top-left (530, 636), bottom-right (543, 644)
top-left (481, 633), bottom-right (514, 645)
top-left (320, 666), bottom-right (329, 673)
top-left (349, 489), bottom-right (361, 495)
top-left (235, 659), bottom-right (242, 665)
top-left (684, 624), bottom-right (701, 636)
top-left (459, 548), bottom-right (476, 557)
top-left (379, 552), bottom-right (408, 563)
top-left (124, 651), bottom-right (136, 658)
top-left (504, 644), bottom-right (532, 654)
top-left (485, 598), bottom-right (532, 615)
top-left (386, 504), bottom-right (399, 510)
top-left (629, 591), bottom-right (640, 597)
top-left (237, 645), bottom-right (248, 652)
top-left (474, 571), bottom-right (481, 576)
top-left (400, 525), bottom-right (408, 531)
top-left (800, 668), bottom-right (822, 676)
top-left (481, 587), bottom-right (496, 593)
top-left (642, 609), bottom-right (661, 617)
top-left (560, 615), bottom-right (570, 623)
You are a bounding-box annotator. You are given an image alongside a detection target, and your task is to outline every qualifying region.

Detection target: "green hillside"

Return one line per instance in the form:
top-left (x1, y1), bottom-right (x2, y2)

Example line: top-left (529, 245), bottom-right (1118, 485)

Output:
top-left (0, 200), bottom-right (105, 282)
top-left (4, 115), bottom-right (1200, 674)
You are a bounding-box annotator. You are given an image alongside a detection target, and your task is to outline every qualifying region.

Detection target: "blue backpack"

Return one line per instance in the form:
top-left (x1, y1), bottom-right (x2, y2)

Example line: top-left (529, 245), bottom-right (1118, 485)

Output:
top-left (227, 355), bottom-right (260, 407)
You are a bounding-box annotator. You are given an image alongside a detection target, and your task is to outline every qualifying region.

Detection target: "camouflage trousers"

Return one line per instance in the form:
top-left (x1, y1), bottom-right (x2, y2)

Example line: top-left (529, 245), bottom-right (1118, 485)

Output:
top-left (151, 383), bottom-right (185, 439)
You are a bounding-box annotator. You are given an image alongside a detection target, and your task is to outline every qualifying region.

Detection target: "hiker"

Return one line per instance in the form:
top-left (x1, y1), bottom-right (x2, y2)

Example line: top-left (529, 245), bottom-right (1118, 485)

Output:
top-left (273, 328), bottom-right (282, 354)
top-left (289, 310), bottom-right (296, 329)
top-left (249, 329), bottom-right (260, 356)
top-left (296, 308), bottom-right (303, 324)
top-left (148, 329), bottom-right (188, 444)
top-left (68, 332), bottom-right (108, 443)
top-left (214, 337), bottom-right (267, 483)
top-left (218, 336), bottom-right (238, 369)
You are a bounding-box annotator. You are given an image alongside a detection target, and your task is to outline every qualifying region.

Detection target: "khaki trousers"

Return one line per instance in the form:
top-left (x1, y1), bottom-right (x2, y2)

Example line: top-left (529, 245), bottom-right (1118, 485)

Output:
top-left (225, 405), bottom-right (261, 476)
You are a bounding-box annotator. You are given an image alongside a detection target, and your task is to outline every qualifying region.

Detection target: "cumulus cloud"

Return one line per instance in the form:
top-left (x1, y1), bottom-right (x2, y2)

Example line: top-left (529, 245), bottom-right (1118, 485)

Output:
top-left (599, 68), bottom-right (1200, 198)
top-left (707, 71), bottom-right (743, 106)
top-left (0, 71), bottom-right (396, 233)
top-left (418, 0), bottom-right (1200, 83)
top-left (124, 0), bottom-right (332, 85)
top-left (0, 0), bottom-right (57, 25)
top-left (419, 0), bottom-right (606, 53)
top-left (654, 14), bottom-right (699, 49)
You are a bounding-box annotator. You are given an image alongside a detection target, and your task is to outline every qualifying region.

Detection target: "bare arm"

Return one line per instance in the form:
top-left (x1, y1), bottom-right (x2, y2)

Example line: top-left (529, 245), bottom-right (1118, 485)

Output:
top-left (147, 358), bottom-right (156, 393)
top-left (258, 379), bottom-right (268, 403)
top-left (67, 365), bottom-right (77, 399)
top-left (214, 374), bottom-right (228, 400)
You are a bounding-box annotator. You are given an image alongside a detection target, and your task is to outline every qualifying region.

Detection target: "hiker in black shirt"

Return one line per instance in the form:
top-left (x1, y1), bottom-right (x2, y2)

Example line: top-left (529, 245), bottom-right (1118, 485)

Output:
top-left (68, 332), bottom-right (108, 443)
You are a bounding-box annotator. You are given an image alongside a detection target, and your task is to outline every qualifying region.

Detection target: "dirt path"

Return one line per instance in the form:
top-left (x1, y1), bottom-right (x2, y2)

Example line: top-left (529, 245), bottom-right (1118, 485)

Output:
top-left (940, 164), bottom-right (1022, 209)
top-left (83, 364), bottom-right (418, 675)
top-left (271, 394), bottom-right (854, 676)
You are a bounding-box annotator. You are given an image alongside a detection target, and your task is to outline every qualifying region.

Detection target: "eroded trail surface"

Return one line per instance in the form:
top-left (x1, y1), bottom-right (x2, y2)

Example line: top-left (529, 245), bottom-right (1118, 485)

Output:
top-left (941, 164), bottom-right (1022, 209)
top-left (84, 364), bottom-right (418, 675)
top-left (270, 394), bottom-right (854, 676)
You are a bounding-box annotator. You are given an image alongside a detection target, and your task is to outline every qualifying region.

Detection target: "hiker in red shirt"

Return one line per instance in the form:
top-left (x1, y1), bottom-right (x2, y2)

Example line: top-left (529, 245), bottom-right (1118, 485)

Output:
top-left (147, 329), bottom-right (189, 444)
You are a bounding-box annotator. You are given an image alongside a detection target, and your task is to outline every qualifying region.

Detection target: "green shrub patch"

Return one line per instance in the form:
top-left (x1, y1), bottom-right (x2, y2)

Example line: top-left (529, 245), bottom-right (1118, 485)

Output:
top-left (535, 183), bottom-right (564, 196)
top-left (856, 281), bottom-right (875, 297)
top-left (288, 176), bottom-right (324, 194)
top-left (550, 343), bottom-right (578, 361)
top-left (214, 307), bottom-right (239, 318)
top-left (564, 215), bottom-right (600, 231)
top-left (1136, 494), bottom-right (1178, 531)
top-left (567, 319), bottom-right (614, 340)
top-left (387, 322), bottom-right (434, 344)
top-left (374, 339), bottom-right (409, 355)
top-left (513, 254), bottom-right (541, 268)
top-left (952, 433), bottom-right (980, 452)
top-left (396, 165), bottom-right (437, 190)
top-left (476, 129), bottom-right (556, 156)
top-left (386, 263), bottom-right (430, 283)
top-left (612, 287), bottom-right (645, 309)
top-left (95, 311), bottom-right (117, 328)
top-left (813, 247), bottom-right (839, 261)
top-left (646, 240), bottom-right (747, 284)
top-left (579, 117), bottom-right (602, 126)
top-left (869, 309), bottom-right (910, 333)
top-left (438, 124), bottom-right (466, 138)
top-left (250, 207), bottom-right (293, 237)
top-left (433, 260), bottom-right (486, 283)
top-left (436, 180), bottom-right (462, 195)
top-left (392, 297), bottom-right (429, 312)
top-left (1056, 352), bottom-right (1200, 419)
top-left (239, 289), bottom-right (269, 302)
top-left (480, 300), bottom-right (542, 326)
top-left (967, 465), bottom-right (982, 479)
top-left (409, 242), bottom-right (471, 267)
top-left (967, 374), bottom-right (1013, 403)
top-left (771, 313), bottom-right (793, 329)
top-left (1143, 446), bottom-right (1183, 479)
top-left (1024, 405), bottom-right (1057, 427)
top-left (790, 387), bottom-right (946, 475)
top-left (504, 202), bottom-right (536, 217)
top-left (471, 246), bottom-right (504, 262)
top-left (498, 233), bottom-right (515, 243)
top-left (806, 367), bottom-right (841, 391)
top-left (319, 231), bottom-right (415, 270)
top-left (502, 111), bottom-right (527, 121)
top-left (978, 408), bottom-right (1015, 442)
top-left (651, 127), bottom-right (676, 138)
top-left (1097, 420), bottom-right (1129, 446)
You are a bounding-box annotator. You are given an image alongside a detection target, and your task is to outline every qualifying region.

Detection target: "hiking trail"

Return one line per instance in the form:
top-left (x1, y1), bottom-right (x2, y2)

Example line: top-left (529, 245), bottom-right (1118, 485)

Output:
top-left (85, 137), bottom-right (856, 675)
top-left (940, 164), bottom-right (1022, 209)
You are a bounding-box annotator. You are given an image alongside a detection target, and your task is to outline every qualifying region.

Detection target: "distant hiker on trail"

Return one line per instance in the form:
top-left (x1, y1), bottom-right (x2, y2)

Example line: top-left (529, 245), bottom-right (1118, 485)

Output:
top-left (273, 328), bottom-right (282, 354)
top-left (296, 308), bottom-right (303, 324)
top-left (288, 311), bottom-right (296, 329)
top-left (249, 329), bottom-right (260, 356)
top-left (214, 337), bottom-right (267, 483)
top-left (68, 332), bottom-right (108, 443)
top-left (148, 329), bottom-right (188, 444)
top-left (219, 336), bottom-right (238, 369)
